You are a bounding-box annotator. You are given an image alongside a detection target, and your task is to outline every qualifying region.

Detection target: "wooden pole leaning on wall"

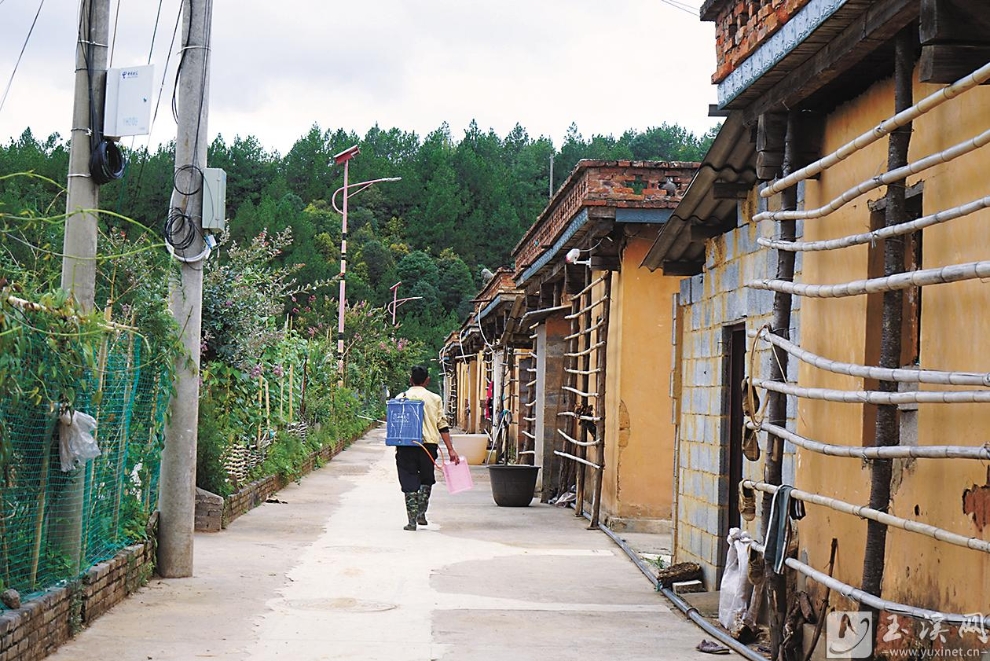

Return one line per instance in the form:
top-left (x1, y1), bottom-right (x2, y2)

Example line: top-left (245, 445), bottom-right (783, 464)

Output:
top-left (861, 27), bottom-right (915, 609)
top-left (590, 274), bottom-right (612, 530)
top-left (761, 110), bottom-right (799, 660)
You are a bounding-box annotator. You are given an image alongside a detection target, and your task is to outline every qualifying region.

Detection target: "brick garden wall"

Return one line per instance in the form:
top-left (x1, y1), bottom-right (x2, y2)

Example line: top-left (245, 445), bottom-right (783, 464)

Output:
top-left (674, 187), bottom-right (801, 588)
top-left (1, 436), bottom-right (355, 661)
top-left (0, 542), bottom-right (154, 661)
top-left (220, 441), bottom-right (344, 528)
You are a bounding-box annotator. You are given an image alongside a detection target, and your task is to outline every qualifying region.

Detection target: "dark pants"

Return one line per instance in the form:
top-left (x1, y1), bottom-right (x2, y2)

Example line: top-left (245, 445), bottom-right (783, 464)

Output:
top-left (395, 444), bottom-right (438, 493)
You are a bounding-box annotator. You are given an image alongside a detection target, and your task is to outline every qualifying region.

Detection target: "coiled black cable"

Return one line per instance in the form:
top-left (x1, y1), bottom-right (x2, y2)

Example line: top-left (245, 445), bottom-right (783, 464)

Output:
top-left (162, 165), bottom-right (206, 250)
top-left (172, 163), bottom-right (203, 196)
top-left (163, 207), bottom-right (197, 250)
top-left (89, 137), bottom-right (127, 185)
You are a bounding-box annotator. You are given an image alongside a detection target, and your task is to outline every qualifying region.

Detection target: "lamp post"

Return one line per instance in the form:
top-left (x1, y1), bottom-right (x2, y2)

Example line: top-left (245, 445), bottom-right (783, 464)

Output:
top-left (386, 281), bottom-right (423, 326)
top-left (331, 144), bottom-right (400, 380)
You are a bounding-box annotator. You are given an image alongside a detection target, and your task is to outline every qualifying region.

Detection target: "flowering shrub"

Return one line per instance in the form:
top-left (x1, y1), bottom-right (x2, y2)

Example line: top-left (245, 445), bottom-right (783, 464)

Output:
top-left (197, 230), bottom-right (422, 495)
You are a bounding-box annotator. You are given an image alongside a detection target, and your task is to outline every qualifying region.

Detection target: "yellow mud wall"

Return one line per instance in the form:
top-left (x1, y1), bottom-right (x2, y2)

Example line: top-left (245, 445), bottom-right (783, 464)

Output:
top-left (474, 351), bottom-right (488, 434)
top-left (795, 71), bottom-right (990, 613)
top-left (465, 358), bottom-right (479, 433)
top-left (602, 235), bottom-right (680, 529)
top-left (455, 361), bottom-right (470, 429)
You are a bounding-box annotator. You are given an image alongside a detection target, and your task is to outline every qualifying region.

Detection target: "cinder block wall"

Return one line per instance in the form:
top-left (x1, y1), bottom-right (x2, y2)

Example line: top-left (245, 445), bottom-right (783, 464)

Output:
top-left (674, 190), bottom-right (801, 588)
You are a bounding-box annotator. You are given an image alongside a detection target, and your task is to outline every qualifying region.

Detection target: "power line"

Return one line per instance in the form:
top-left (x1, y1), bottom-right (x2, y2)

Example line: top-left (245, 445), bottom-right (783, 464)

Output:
top-left (0, 0), bottom-right (47, 116)
top-left (108, 0), bottom-right (122, 68)
top-left (148, 0), bottom-right (164, 65)
top-left (659, 0), bottom-right (699, 16)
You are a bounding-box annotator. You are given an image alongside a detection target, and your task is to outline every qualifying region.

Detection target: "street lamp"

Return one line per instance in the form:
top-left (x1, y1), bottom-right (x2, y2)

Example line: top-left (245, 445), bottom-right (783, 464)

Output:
top-left (387, 281), bottom-right (423, 326)
top-left (331, 144), bottom-right (400, 379)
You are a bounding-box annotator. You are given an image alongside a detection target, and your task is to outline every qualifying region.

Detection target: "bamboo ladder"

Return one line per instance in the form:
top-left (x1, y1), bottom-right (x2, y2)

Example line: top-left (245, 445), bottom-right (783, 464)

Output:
top-left (556, 270), bottom-right (611, 527)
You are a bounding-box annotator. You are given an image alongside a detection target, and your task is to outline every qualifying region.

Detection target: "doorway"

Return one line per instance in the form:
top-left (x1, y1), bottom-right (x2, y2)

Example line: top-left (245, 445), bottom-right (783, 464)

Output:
top-left (719, 323), bottom-right (746, 574)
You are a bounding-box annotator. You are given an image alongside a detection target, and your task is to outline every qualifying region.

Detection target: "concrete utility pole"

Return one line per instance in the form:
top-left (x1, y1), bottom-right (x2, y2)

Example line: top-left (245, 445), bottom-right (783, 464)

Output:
top-left (57, 0), bottom-right (111, 575)
top-left (62, 0), bottom-right (109, 314)
top-left (159, 0), bottom-right (213, 578)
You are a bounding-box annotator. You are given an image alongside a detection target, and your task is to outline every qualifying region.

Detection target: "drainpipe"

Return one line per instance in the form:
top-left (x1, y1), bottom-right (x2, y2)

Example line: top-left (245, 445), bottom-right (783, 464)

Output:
top-left (597, 522), bottom-right (766, 661)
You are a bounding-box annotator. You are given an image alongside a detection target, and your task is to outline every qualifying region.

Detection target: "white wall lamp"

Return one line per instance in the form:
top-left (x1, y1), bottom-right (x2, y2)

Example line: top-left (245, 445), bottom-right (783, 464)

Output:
top-left (565, 247), bottom-right (591, 267)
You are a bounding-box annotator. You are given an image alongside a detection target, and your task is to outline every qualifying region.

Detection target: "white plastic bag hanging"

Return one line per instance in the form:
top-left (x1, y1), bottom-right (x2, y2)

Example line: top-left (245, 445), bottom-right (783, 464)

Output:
top-left (59, 410), bottom-right (100, 472)
top-left (718, 527), bottom-right (754, 636)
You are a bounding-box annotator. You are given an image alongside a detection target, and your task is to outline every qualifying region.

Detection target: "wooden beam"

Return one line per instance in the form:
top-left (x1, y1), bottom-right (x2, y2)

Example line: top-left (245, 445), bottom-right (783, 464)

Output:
top-left (794, 111), bottom-right (826, 171)
top-left (690, 222), bottom-right (729, 241)
top-left (712, 182), bottom-right (752, 199)
top-left (756, 151), bottom-right (783, 181)
top-left (743, 0), bottom-right (918, 125)
top-left (921, 44), bottom-right (990, 83)
top-left (920, 0), bottom-right (990, 44)
top-left (589, 255), bottom-right (621, 271)
top-left (757, 113), bottom-right (787, 181)
top-left (920, 0), bottom-right (990, 83)
top-left (709, 104), bottom-right (732, 117)
top-left (662, 259), bottom-right (705, 276)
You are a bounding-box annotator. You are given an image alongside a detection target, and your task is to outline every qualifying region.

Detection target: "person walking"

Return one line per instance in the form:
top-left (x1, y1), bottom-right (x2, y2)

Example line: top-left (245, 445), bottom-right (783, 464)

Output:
top-left (396, 365), bottom-right (460, 530)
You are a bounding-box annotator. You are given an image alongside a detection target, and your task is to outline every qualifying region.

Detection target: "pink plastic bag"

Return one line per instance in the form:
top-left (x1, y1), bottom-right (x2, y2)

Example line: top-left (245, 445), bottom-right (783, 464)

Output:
top-left (441, 460), bottom-right (473, 494)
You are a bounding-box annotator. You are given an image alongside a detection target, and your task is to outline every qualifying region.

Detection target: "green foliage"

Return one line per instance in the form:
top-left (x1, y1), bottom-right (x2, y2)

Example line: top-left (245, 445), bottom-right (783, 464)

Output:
top-left (337, 301), bottom-right (422, 403)
top-left (252, 427), bottom-right (314, 484)
top-left (197, 395), bottom-right (234, 497)
top-left (0, 173), bottom-right (180, 597)
top-left (1, 117), bottom-right (718, 506)
top-left (202, 227), bottom-right (331, 368)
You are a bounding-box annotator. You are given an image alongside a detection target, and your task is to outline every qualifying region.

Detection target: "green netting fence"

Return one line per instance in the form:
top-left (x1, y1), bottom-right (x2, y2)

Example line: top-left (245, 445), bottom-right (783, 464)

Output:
top-left (0, 328), bottom-right (170, 601)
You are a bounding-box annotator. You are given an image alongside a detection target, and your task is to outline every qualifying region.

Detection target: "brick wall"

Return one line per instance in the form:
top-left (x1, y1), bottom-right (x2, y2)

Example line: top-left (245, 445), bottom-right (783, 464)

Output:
top-left (0, 542), bottom-right (154, 661)
top-left (514, 161), bottom-right (696, 272)
top-left (674, 188), bottom-right (801, 588)
top-left (705, 0), bottom-right (812, 84)
top-left (1, 437), bottom-right (356, 660)
top-left (221, 441), bottom-right (344, 528)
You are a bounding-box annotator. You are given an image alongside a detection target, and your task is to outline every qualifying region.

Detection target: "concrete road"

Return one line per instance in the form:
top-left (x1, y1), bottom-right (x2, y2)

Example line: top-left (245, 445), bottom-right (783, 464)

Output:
top-left (47, 427), bottom-right (730, 660)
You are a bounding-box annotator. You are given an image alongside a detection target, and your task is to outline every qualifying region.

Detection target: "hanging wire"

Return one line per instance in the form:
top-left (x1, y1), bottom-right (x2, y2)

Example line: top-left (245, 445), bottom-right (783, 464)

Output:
top-left (0, 0), bottom-right (47, 115)
top-left (123, 0), bottom-right (182, 217)
top-left (153, 3), bottom-right (182, 129)
top-left (148, 0), bottom-right (164, 64)
top-left (659, 0), bottom-right (699, 16)
top-left (108, 0), bottom-right (122, 68)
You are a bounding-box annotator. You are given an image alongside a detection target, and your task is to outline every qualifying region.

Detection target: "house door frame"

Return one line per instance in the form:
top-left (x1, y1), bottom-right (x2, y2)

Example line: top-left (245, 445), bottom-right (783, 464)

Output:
top-left (718, 323), bottom-right (746, 577)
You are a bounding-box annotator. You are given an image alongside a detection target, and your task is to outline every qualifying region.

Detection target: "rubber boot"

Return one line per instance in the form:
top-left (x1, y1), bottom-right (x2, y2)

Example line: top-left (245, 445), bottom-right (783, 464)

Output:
top-left (416, 484), bottom-right (432, 526)
top-left (403, 492), bottom-right (418, 531)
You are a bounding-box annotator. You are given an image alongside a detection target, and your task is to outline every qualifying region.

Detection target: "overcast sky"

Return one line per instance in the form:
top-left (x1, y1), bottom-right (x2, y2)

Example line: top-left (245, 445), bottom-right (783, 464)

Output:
top-left (1, 0), bottom-right (718, 155)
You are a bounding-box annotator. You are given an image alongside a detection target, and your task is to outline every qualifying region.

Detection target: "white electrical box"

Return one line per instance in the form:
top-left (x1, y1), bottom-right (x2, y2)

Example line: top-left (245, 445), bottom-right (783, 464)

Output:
top-left (202, 167), bottom-right (227, 231)
top-left (104, 65), bottom-right (153, 138)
